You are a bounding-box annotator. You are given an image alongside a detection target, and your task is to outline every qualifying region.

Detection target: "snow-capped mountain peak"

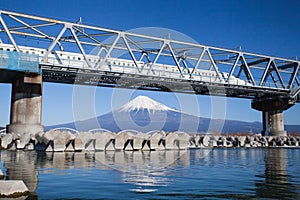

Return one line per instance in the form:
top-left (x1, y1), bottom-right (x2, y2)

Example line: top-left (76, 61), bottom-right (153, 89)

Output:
top-left (118, 96), bottom-right (177, 113)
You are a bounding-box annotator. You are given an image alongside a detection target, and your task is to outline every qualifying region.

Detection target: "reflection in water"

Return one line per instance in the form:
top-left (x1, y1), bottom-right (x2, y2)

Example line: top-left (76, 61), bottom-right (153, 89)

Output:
top-left (0, 150), bottom-right (190, 193)
top-left (94, 150), bottom-right (190, 192)
top-left (0, 149), bottom-right (299, 199)
top-left (255, 149), bottom-right (299, 200)
top-left (2, 151), bottom-right (39, 192)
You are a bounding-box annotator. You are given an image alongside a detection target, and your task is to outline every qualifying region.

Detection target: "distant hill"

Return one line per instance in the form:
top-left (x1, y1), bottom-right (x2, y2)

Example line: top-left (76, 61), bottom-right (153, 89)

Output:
top-left (46, 96), bottom-right (300, 134)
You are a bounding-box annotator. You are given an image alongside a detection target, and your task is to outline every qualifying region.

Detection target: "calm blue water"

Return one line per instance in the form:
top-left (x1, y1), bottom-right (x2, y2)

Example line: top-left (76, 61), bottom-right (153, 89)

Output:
top-left (1, 148), bottom-right (300, 199)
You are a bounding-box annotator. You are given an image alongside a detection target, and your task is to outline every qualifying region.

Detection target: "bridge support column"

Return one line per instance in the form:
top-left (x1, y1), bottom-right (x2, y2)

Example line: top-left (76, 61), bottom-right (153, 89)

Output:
top-left (261, 111), bottom-right (268, 136)
top-left (251, 97), bottom-right (295, 137)
top-left (268, 110), bottom-right (286, 136)
top-left (7, 74), bottom-right (44, 135)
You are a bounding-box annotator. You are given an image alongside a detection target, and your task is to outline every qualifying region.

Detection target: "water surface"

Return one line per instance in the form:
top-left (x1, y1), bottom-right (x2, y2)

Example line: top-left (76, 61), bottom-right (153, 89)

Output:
top-left (0, 148), bottom-right (299, 199)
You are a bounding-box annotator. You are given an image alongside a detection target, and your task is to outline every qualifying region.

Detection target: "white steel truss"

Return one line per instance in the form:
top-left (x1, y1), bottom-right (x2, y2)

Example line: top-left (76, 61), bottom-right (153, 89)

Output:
top-left (0, 10), bottom-right (299, 101)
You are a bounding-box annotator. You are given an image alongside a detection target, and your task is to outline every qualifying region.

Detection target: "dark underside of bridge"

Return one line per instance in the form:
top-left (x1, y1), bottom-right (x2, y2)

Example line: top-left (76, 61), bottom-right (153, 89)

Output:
top-left (41, 66), bottom-right (294, 101)
top-left (0, 65), bottom-right (296, 102)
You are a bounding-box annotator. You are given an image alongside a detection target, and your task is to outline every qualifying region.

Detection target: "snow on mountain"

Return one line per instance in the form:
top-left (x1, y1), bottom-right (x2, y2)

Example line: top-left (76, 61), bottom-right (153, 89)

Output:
top-left (118, 95), bottom-right (178, 113)
top-left (46, 95), bottom-right (300, 133)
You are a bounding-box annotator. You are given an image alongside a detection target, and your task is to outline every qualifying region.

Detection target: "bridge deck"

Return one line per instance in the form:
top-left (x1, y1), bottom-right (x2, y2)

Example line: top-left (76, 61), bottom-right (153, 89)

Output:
top-left (0, 10), bottom-right (299, 101)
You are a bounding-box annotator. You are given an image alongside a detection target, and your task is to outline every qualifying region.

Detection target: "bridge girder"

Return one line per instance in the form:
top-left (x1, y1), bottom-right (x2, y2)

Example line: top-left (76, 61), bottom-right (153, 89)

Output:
top-left (0, 10), bottom-right (299, 102)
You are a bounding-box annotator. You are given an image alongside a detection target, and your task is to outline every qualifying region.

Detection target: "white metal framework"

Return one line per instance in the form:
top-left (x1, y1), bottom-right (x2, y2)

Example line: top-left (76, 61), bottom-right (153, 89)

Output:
top-left (0, 10), bottom-right (299, 101)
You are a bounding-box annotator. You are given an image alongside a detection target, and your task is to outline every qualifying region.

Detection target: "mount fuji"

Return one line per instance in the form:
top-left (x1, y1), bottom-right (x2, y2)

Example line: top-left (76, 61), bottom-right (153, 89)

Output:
top-left (46, 96), bottom-right (300, 134)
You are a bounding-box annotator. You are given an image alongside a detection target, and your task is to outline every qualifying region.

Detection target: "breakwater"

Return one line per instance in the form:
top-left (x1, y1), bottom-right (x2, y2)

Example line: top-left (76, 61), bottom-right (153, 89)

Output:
top-left (0, 130), bottom-right (300, 151)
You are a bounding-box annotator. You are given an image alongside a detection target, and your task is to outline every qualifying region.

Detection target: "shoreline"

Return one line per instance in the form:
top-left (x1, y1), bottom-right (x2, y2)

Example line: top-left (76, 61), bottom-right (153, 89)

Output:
top-left (1, 130), bottom-right (300, 151)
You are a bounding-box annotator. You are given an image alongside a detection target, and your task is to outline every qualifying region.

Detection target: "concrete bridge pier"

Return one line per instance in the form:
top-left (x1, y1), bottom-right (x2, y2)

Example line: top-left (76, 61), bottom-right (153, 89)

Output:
top-left (7, 74), bottom-right (44, 135)
top-left (268, 110), bottom-right (286, 136)
top-left (251, 97), bottom-right (295, 136)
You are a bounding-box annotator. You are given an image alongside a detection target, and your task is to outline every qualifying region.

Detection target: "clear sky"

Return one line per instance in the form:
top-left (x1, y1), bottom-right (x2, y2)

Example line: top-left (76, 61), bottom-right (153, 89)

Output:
top-left (0, 0), bottom-right (299, 127)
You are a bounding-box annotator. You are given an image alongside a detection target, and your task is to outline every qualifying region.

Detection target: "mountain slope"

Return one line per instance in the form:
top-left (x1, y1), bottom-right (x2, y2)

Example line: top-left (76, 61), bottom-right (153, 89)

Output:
top-left (46, 96), bottom-right (300, 134)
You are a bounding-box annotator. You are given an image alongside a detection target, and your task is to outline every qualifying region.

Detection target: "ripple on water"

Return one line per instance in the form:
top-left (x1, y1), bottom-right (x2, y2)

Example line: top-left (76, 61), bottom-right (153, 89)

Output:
top-left (0, 149), bottom-right (299, 199)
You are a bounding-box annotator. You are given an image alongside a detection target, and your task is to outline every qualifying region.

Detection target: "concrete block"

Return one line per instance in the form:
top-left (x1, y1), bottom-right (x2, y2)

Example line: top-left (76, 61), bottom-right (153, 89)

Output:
top-left (132, 137), bottom-right (144, 150)
top-left (114, 132), bottom-right (131, 150)
top-left (65, 140), bottom-right (75, 151)
top-left (74, 132), bottom-right (93, 151)
top-left (26, 142), bottom-right (35, 150)
top-left (53, 140), bottom-right (66, 152)
top-left (45, 142), bottom-right (54, 152)
top-left (85, 139), bottom-right (95, 151)
top-left (176, 132), bottom-right (191, 149)
top-left (94, 132), bottom-right (114, 151)
top-left (16, 132), bottom-right (31, 149)
top-left (124, 139), bottom-right (133, 151)
top-left (74, 138), bottom-right (85, 151)
top-left (35, 131), bottom-right (44, 144)
top-left (0, 180), bottom-right (29, 198)
top-left (194, 135), bottom-right (201, 147)
top-left (165, 132), bottom-right (179, 150)
top-left (149, 131), bottom-right (165, 150)
top-left (202, 135), bottom-right (210, 147)
top-left (131, 133), bottom-right (147, 150)
top-left (178, 139), bottom-right (189, 149)
top-left (105, 140), bottom-right (115, 151)
top-left (42, 130), bottom-right (55, 145)
top-left (0, 134), bottom-right (13, 149)
top-left (142, 140), bottom-right (151, 150)
top-left (238, 136), bottom-right (246, 147)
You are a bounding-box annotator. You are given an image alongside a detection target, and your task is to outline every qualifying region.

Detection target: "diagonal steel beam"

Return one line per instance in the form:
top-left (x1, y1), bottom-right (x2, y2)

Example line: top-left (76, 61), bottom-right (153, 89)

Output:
top-left (43, 25), bottom-right (67, 62)
top-left (206, 48), bottom-right (222, 81)
top-left (288, 63), bottom-right (300, 89)
top-left (8, 15), bottom-right (51, 39)
top-left (0, 22), bottom-right (56, 32)
top-left (167, 43), bottom-right (184, 77)
top-left (148, 42), bottom-right (166, 73)
top-left (0, 14), bottom-right (19, 51)
top-left (291, 86), bottom-right (300, 99)
top-left (246, 58), bottom-right (269, 67)
top-left (240, 55), bottom-right (255, 85)
top-left (97, 33), bottom-right (120, 69)
top-left (8, 14), bottom-right (64, 51)
top-left (178, 57), bottom-right (191, 77)
top-left (122, 35), bottom-right (141, 72)
top-left (124, 34), bottom-right (147, 53)
top-left (73, 26), bottom-right (106, 47)
top-left (190, 48), bottom-right (205, 75)
top-left (277, 62), bottom-right (298, 70)
top-left (228, 54), bottom-right (240, 81)
top-left (270, 61), bottom-right (285, 89)
top-left (69, 26), bottom-right (92, 68)
top-left (259, 59), bottom-right (272, 86)
top-left (269, 71), bottom-right (279, 88)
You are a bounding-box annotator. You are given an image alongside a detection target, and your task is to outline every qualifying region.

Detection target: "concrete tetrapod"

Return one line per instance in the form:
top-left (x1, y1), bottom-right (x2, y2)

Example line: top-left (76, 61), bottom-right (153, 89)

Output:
top-left (43, 130), bottom-right (75, 152)
top-left (202, 135), bottom-right (211, 147)
top-left (131, 132), bottom-right (149, 150)
top-left (94, 132), bottom-right (115, 151)
top-left (74, 132), bottom-right (95, 151)
top-left (165, 132), bottom-right (180, 150)
top-left (0, 180), bottom-right (29, 198)
top-left (176, 132), bottom-right (191, 150)
top-left (15, 132), bottom-right (32, 149)
top-left (148, 131), bottom-right (165, 150)
top-left (0, 133), bottom-right (13, 149)
top-left (114, 132), bottom-right (132, 150)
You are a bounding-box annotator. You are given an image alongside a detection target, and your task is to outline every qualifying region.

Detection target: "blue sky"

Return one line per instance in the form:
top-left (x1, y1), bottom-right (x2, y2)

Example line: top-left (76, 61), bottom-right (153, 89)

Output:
top-left (0, 0), bottom-right (299, 127)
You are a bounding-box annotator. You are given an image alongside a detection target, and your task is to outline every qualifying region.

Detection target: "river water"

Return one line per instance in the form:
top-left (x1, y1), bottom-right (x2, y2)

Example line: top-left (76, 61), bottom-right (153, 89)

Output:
top-left (0, 148), bottom-right (299, 199)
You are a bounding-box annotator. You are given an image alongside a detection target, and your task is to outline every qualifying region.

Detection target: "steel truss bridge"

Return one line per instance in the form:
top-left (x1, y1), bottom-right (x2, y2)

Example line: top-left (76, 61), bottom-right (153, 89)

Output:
top-left (0, 10), bottom-right (299, 102)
